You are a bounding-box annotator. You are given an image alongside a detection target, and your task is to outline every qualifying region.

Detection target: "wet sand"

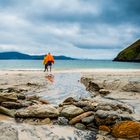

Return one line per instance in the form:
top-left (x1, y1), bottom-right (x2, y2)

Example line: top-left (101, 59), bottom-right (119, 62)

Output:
top-left (0, 69), bottom-right (139, 104)
top-left (0, 114), bottom-right (14, 121)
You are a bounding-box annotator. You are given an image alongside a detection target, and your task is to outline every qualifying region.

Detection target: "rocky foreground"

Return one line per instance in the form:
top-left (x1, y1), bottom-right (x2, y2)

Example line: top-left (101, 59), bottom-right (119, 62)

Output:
top-left (0, 70), bottom-right (140, 140)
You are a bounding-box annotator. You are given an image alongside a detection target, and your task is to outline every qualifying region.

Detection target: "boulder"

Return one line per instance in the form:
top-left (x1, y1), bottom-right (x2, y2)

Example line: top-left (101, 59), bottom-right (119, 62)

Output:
top-left (1, 102), bottom-right (28, 109)
top-left (112, 121), bottom-right (140, 139)
top-left (0, 93), bottom-right (17, 99)
top-left (0, 106), bottom-right (15, 117)
top-left (80, 77), bottom-right (93, 87)
top-left (95, 109), bottom-right (134, 126)
top-left (19, 118), bottom-right (51, 125)
top-left (122, 82), bottom-right (140, 92)
top-left (69, 111), bottom-right (93, 125)
top-left (81, 77), bottom-right (101, 92)
top-left (95, 110), bottom-right (121, 126)
top-left (0, 95), bottom-right (17, 103)
top-left (86, 81), bottom-right (101, 92)
top-left (96, 101), bottom-right (134, 114)
top-left (60, 105), bottom-right (84, 118)
top-left (15, 104), bottom-right (59, 118)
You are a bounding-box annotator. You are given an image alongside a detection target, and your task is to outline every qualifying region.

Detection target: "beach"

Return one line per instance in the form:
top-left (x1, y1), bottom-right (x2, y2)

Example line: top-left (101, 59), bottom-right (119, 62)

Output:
top-left (0, 69), bottom-right (139, 103)
top-left (0, 69), bottom-right (140, 140)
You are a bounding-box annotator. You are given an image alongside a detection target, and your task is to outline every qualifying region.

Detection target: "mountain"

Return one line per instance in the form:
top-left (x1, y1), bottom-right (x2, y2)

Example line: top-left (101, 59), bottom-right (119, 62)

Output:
top-left (0, 52), bottom-right (76, 60)
top-left (113, 39), bottom-right (140, 62)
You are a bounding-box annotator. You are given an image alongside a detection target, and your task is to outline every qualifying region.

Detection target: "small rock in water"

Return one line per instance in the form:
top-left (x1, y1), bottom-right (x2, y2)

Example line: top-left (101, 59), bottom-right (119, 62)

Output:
top-left (75, 123), bottom-right (86, 130)
top-left (57, 117), bottom-right (69, 125)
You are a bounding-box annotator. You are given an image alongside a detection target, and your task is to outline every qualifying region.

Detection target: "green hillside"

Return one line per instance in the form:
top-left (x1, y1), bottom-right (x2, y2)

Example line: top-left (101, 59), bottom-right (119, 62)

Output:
top-left (114, 39), bottom-right (140, 62)
top-left (0, 52), bottom-right (76, 60)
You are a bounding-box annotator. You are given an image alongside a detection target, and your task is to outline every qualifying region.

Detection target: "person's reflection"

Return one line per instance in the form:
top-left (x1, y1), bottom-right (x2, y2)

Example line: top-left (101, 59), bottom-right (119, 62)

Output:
top-left (45, 74), bottom-right (54, 83)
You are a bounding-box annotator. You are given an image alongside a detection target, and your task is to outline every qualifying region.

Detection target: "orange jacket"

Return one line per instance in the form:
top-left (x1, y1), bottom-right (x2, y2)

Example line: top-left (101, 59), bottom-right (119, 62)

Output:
top-left (43, 54), bottom-right (54, 64)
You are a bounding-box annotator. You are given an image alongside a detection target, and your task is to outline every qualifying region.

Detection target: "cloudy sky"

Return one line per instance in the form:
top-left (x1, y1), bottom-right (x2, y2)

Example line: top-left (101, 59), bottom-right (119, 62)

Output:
top-left (0, 0), bottom-right (139, 59)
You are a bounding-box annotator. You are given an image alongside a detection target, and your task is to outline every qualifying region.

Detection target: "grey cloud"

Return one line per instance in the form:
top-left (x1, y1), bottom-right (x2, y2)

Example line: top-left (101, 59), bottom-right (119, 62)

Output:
top-left (0, 0), bottom-right (139, 59)
top-left (24, 0), bottom-right (140, 26)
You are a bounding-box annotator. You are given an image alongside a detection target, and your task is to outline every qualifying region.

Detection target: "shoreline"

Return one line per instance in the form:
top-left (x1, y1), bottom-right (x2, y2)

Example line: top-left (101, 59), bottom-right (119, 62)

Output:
top-left (0, 68), bottom-right (140, 73)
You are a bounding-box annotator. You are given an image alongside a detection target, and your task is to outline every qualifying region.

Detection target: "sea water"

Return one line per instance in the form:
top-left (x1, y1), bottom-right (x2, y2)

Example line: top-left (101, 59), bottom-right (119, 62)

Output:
top-left (0, 60), bottom-right (139, 70)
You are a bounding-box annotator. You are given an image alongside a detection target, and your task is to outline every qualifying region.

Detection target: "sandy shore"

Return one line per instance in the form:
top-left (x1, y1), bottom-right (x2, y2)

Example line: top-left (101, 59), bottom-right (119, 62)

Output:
top-left (0, 69), bottom-right (140, 139)
top-left (1, 68), bottom-right (140, 73)
top-left (0, 68), bottom-right (139, 101)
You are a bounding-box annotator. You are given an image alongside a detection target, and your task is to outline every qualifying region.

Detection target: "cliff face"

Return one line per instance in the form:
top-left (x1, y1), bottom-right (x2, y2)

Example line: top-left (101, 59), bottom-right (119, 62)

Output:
top-left (114, 39), bottom-right (140, 62)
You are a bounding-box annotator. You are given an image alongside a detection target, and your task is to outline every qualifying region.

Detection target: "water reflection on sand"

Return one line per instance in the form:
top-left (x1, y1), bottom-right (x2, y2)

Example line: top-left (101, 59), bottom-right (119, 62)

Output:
top-left (38, 73), bottom-right (91, 104)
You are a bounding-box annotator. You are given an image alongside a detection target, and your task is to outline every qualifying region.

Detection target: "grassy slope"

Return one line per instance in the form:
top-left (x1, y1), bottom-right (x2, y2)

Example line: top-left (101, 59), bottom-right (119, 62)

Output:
top-left (114, 39), bottom-right (140, 62)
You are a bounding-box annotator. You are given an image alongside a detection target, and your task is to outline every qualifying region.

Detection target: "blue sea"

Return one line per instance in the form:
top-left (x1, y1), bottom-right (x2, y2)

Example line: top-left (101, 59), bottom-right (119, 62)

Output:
top-left (0, 60), bottom-right (139, 70)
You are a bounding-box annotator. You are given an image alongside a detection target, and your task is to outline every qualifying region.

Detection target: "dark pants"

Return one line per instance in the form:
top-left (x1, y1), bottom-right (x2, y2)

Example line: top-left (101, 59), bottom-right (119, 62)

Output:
top-left (44, 61), bottom-right (52, 72)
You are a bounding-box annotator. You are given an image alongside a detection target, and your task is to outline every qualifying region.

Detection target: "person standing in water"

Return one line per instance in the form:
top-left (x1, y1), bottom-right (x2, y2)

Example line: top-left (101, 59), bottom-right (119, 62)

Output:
top-left (43, 53), bottom-right (55, 72)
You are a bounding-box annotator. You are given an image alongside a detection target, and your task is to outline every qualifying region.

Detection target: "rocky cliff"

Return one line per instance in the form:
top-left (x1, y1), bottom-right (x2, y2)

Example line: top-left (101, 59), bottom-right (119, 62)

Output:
top-left (114, 39), bottom-right (140, 62)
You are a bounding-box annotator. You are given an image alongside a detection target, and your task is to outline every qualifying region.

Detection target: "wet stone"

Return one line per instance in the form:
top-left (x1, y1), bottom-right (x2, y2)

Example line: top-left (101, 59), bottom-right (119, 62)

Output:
top-left (60, 105), bottom-right (84, 118)
top-left (75, 123), bottom-right (86, 130)
top-left (57, 117), bottom-right (69, 125)
top-left (82, 115), bottom-right (94, 124)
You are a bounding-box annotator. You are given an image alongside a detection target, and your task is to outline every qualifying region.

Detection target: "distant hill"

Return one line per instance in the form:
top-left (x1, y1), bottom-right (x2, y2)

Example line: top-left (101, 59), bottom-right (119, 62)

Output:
top-left (114, 39), bottom-right (140, 62)
top-left (0, 52), bottom-right (76, 60)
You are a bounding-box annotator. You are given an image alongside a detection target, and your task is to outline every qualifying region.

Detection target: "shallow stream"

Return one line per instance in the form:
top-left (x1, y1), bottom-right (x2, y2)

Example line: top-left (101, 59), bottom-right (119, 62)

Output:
top-left (37, 73), bottom-right (91, 104)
